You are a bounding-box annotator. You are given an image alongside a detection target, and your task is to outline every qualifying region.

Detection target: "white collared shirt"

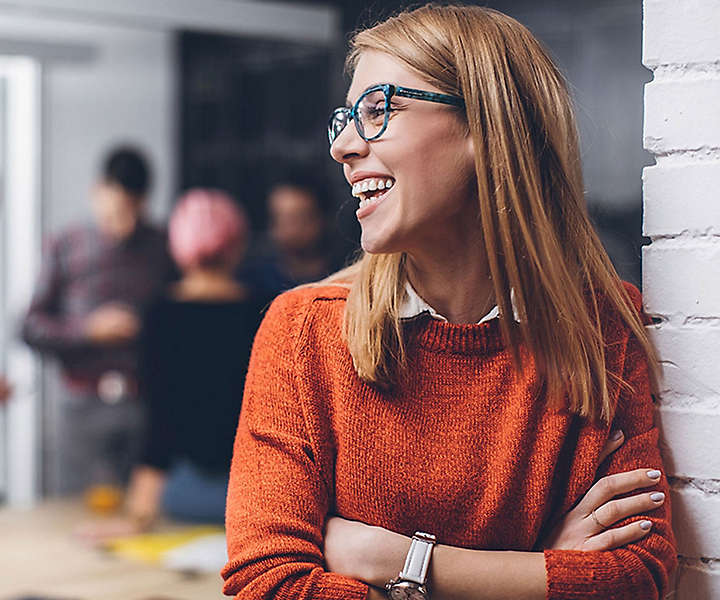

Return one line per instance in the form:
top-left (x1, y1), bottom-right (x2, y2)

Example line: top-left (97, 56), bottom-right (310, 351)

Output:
top-left (398, 281), bottom-right (518, 324)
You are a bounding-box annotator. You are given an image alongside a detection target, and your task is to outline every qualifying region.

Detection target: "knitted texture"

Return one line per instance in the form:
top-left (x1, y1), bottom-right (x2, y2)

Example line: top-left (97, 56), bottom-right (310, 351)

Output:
top-left (222, 283), bottom-right (677, 599)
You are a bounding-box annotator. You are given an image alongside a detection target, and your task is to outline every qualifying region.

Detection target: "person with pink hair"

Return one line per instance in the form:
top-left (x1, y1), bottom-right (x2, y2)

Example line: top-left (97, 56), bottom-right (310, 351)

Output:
top-left (168, 188), bottom-right (249, 277)
top-left (79, 188), bottom-right (267, 541)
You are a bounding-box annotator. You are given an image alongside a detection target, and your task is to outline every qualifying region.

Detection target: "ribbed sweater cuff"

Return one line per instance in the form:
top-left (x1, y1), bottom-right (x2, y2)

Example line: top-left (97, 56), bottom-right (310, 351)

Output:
top-left (544, 549), bottom-right (623, 600)
top-left (223, 570), bottom-right (369, 600)
top-left (310, 573), bottom-right (369, 600)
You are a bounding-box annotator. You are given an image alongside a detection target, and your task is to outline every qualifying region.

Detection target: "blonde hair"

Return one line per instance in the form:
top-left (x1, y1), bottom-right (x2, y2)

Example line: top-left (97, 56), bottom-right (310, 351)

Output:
top-left (325, 4), bottom-right (658, 423)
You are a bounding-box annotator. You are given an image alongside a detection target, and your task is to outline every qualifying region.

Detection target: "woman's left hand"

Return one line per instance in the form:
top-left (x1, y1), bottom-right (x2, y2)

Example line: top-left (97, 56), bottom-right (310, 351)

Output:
top-left (540, 429), bottom-right (665, 551)
top-left (324, 516), bottom-right (409, 586)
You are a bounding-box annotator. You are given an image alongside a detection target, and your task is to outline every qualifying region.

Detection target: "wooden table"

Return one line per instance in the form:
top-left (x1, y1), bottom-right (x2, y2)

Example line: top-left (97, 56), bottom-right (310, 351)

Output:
top-left (0, 500), bottom-right (227, 600)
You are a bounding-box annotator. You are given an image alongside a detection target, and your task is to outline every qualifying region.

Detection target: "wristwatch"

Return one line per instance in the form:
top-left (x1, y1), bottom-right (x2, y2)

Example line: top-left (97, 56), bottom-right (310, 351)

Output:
top-left (385, 531), bottom-right (436, 600)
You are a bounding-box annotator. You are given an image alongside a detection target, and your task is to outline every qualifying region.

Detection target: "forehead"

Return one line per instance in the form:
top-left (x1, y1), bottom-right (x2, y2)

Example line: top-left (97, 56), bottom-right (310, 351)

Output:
top-left (346, 50), bottom-right (441, 105)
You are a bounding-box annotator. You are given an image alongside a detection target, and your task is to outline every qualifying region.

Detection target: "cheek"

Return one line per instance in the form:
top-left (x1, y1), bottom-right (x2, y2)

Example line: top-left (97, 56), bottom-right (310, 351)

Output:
top-left (398, 150), bottom-right (475, 216)
top-left (397, 121), bottom-right (473, 189)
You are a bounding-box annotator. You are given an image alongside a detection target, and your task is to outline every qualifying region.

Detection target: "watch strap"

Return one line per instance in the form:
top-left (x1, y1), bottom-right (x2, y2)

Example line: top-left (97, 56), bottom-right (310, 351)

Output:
top-left (398, 532), bottom-right (436, 585)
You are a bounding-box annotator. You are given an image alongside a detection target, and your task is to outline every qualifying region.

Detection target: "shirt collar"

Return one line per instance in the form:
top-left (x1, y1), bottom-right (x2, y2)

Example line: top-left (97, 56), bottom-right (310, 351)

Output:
top-left (399, 280), bottom-right (518, 325)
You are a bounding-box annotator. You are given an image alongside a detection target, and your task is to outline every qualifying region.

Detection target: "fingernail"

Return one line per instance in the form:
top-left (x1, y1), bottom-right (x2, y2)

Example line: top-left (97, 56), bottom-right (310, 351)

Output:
top-left (647, 470), bottom-right (661, 479)
top-left (640, 520), bottom-right (653, 531)
top-left (611, 429), bottom-right (623, 441)
top-left (651, 492), bottom-right (665, 502)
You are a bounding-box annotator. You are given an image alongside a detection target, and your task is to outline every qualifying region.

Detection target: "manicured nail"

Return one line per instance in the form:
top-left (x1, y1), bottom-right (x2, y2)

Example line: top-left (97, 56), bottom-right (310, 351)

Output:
top-left (650, 492), bottom-right (665, 502)
top-left (640, 520), bottom-right (653, 531)
top-left (647, 470), bottom-right (661, 479)
top-left (611, 429), bottom-right (623, 441)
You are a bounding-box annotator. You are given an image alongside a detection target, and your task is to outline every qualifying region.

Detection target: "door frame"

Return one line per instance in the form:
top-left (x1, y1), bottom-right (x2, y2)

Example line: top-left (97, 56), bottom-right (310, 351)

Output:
top-left (0, 55), bottom-right (42, 506)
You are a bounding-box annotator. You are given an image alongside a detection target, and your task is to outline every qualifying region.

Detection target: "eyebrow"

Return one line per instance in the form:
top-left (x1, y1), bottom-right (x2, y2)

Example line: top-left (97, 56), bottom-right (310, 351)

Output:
top-left (345, 83), bottom-right (385, 107)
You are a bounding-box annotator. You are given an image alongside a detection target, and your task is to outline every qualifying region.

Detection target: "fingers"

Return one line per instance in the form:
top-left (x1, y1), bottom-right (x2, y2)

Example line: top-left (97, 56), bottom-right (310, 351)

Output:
top-left (576, 468), bottom-right (662, 515)
top-left (74, 517), bottom-right (142, 547)
top-left (592, 491), bottom-right (666, 530)
top-left (597, 429), bottom-right (624, 464)
top-left (581, 519), bottom-right (654, 552)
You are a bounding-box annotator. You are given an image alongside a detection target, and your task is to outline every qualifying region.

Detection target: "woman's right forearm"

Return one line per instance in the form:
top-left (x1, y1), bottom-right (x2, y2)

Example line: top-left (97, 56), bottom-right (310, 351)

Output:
top-left (335, 520), bottom-right (545, 600)
top-left (363, 537), bottom-right (546, 600)
top-left (428, 547), bottom-right (546, 600)
top-left (366, 587), bottom-right (386, 600)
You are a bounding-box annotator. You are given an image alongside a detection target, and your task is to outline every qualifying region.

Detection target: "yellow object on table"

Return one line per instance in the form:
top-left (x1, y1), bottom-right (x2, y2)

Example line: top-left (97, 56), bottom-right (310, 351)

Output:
top-left (104, 526), bottom-right (224, 564)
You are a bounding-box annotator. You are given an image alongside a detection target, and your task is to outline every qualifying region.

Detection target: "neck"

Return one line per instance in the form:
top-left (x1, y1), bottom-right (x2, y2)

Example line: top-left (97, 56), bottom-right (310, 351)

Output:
top-left (282, 250), bottom-right (329, 280)
top-left (405, 238), bottom-right (494, 324)
top-left (173, 267), bottom-right (245, 301)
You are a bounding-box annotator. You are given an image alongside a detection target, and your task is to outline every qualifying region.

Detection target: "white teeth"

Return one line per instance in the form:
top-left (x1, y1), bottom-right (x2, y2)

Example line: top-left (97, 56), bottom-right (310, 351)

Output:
top-left (350, 177), bottom-right (396, 202)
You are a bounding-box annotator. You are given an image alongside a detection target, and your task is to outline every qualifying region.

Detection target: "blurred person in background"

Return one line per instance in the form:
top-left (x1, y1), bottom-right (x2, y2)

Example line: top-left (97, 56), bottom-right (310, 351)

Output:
top-left (241, 170), bottom-right (347, 299)
top-left (79, 189), bottom-right (264, 540)
top-left (21, 146), bottom-right (175, 497)
top-left (0, 375), bottom-right (11, 404)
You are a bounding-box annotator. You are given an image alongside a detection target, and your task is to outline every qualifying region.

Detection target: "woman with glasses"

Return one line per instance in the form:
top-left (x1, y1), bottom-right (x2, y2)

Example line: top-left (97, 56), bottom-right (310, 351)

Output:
top-left (222, 5), bottom-right (676, 600)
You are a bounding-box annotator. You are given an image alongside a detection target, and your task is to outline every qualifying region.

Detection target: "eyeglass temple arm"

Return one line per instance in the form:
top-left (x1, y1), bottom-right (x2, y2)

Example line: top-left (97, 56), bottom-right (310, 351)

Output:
top-left (393, 86), bottom-right (465, 107)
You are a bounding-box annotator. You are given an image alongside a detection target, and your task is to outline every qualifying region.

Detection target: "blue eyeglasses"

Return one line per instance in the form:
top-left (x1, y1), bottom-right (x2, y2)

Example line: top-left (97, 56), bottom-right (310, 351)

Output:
top-left (328, 83), bottom-right (465, 146)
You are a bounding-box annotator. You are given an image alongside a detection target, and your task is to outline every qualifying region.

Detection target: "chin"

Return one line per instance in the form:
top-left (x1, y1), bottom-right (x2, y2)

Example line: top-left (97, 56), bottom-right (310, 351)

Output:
top-left (360, 233), bottom-right (394, 255)
top-left (360, 221), bottom-right (406, 255)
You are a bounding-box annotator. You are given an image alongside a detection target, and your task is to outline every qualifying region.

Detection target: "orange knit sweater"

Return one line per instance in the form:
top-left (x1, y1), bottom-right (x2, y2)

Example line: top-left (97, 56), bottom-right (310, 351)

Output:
top-left (222, 283), bottom-right (676, 600)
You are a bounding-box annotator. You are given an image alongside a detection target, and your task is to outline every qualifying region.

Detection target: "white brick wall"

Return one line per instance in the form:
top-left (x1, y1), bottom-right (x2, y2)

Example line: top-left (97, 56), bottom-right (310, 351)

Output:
top-left (658, 408), bottom-right (720, 479)
top-left (643, 0), bottom-right (720, 67)
top-left (643, 163), bottom-right (720, 235)
top-left (645, 79), bottom-right (720, 151)
top-left (643, 2), bottom-right (720, 598)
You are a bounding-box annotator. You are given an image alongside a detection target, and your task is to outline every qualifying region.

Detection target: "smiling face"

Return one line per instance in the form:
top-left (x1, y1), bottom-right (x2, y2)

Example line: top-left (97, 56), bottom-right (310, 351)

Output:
top-left (330, 51), bottom-right (478, 255)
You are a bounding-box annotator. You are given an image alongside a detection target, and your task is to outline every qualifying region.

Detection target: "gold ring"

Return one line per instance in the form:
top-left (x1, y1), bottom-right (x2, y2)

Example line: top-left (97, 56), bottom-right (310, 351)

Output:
top-left (591, 508), bottom-right (608, 528)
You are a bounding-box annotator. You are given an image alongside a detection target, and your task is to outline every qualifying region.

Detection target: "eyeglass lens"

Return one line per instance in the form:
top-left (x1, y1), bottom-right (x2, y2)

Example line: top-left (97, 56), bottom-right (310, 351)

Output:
top-left (328, 87), bottom-right (388, 145)
top-left (355, 88), bottom-right (388, 140)
top-left (329, 109), bottom-right (350, 144)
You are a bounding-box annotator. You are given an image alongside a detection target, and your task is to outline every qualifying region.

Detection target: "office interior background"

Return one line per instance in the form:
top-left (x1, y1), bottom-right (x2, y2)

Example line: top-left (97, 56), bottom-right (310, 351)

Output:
top-left (0, 0), bottom-right (648, 508)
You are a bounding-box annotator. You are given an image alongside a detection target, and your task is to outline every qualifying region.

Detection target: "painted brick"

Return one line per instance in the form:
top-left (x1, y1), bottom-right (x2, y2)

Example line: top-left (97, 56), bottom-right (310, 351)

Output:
top-left (650, 325), bottom-right (720, 400)
top-left (643, 243), bottom-right (720, 316)
top-left (676, 562), bottom-right (720, 600)
top-left (657, 407), bottom-right (720, 479)
top-left (644, 79), bottom-right (720, 153)
top-left (643, 162), bottom-right (720, 237)
top-left (643, 0), bottom-right (720, 67)
top-left (670, 487), bottom-right (720, 558)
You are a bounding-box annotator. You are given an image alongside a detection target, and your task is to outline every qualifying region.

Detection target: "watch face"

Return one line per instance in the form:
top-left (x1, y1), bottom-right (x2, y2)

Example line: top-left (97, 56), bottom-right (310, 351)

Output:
top-left (388, 582), bottom-right (427, 600)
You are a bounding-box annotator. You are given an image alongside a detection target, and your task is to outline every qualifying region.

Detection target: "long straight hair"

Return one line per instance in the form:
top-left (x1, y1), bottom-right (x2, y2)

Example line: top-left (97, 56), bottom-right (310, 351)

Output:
top-left (325, 4), bottom-right (658, 423)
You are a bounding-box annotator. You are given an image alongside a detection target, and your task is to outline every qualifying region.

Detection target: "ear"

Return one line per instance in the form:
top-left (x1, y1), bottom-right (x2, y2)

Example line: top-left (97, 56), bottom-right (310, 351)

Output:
top-left (464, 129), bottom-right (475, 159)
top-left (461, 128), bottom-right (478, 177)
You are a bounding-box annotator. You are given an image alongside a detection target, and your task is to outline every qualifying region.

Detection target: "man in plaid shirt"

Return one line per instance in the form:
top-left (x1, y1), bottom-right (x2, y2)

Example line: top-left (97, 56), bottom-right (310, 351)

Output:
top-left (22, 147), bottom-right (176, 495)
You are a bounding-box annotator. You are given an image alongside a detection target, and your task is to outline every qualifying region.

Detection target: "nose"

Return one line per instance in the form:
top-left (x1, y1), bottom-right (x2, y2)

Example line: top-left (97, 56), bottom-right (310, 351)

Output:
top-left (329, 119), bottom-right (370, 164)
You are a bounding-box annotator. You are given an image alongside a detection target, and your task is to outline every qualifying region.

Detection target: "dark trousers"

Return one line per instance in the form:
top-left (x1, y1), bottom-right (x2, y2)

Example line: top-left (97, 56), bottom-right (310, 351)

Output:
top-left (48, 391), bottom-right (146, 495)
